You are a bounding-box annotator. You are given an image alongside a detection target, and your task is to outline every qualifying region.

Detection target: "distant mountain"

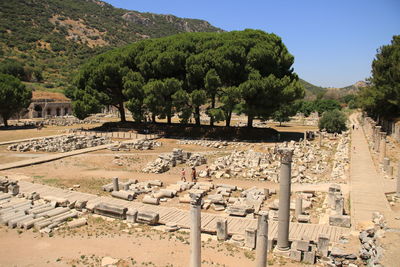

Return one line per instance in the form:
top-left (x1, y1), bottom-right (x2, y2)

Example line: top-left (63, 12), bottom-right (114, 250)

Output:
top-left (299, 79), bottom-right (327, 99)
top-left (299, 79), bottom-right (366, 100)
top-left (0, 0), bottom-right (221, 88)
top-left (0, 0), bottom-right (363, 100)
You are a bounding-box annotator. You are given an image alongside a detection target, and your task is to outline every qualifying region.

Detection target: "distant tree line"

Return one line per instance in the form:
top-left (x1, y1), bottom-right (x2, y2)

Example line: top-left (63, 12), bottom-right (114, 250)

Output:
top-left (0, 58), bottom-right (33, 126)
top-left (67, 30), bottom-right (305, 127)
top-left (359, 35), bottom-right (400, 119)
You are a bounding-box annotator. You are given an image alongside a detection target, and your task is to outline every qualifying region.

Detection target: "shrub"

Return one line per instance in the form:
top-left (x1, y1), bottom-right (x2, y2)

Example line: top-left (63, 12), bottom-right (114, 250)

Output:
top-left (318, 109), bottom-right (347, 133)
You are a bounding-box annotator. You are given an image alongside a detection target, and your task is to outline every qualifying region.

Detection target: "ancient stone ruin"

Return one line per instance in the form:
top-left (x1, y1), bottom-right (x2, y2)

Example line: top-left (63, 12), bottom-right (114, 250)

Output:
top-left (7, 135), bottom-right (111, 152)
top-left (142, 148), bottom-right (207, 173)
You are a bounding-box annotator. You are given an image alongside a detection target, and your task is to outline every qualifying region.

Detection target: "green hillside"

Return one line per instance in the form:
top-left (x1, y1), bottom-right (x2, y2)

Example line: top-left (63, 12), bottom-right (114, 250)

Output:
top-left (0, 0), bottom-right (221, 89)
top-left (0, 0), bottom-right (359, 99)
top-left (299, 79), bottom-right (326, 99)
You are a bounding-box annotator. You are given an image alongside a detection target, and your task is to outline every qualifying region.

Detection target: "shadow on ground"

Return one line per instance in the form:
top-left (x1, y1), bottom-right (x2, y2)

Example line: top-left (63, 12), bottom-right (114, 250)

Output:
top-left (89, 121), bottom-right (305, 142)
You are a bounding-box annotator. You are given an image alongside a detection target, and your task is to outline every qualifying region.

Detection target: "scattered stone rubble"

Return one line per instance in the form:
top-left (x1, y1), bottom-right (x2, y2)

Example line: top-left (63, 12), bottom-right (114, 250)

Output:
top-left (142, 149), bottom-right (207, 173)
top-left (208, 132), bottom-right (350, 184)
top-left (177, 139), bottom-right (229, 149)
top-left (328, 184), bottom-right (351, 228)
top-left (41, 117), bottom-right (101, 126)
top-left (6, 117), bottom-right (101, 127)
top-left (357, 212), bottom-right (386, 266)
top-left (109, 140), bottom-right (161, 151)
top-left (8, 135), bottom-right (111, 152)
top-left (288, 236), bottom-right (359, 266)
top-left (0, 178), bottom-right (85, 233)
top-left (330, 133), bottom-right (351, 180)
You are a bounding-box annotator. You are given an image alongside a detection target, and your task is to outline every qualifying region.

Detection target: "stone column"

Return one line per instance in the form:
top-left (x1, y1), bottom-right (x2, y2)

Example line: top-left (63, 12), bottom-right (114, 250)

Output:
top-left (383, 158), bottom-right (390, 172)
top-left (375, 126), bottom-right (382, 152)
top-left (276, 148), bottom-right (293, 251)
top-left (303, 131), bottom-right (307, 146)
top-left (295, 197), bottom-right (302, 218)
top-left (370, 121), bottom-right (376, 139)
top-left (190, 193), bottom-right (202, 267)
top-left (255, 212), bottom-right (269, 267)
top-left (216, 219), bottom-right (228, 241)
top-left (334, 195), bottom-right (344, 215)
top-left (379, 133), bottom-right (386, 164)
top-left (397, 162), bottom-right (400, 197)
top-left (112, 177), bottom-right (119, 192)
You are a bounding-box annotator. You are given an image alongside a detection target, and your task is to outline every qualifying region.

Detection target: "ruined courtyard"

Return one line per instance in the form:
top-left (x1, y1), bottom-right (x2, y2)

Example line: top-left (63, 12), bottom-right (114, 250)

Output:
top-left (0, 112), bottom-right (399, 267)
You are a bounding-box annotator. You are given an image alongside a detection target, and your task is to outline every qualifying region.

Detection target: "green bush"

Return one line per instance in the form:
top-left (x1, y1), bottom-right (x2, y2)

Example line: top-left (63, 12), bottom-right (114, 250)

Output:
top-left (318, 109), bottom-right (347, 133)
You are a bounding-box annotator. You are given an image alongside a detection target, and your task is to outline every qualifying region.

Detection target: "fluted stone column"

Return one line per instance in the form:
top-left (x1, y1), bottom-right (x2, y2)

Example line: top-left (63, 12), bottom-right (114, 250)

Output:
top-left (276, 148), bottom-right (293, 251)
top-left (303, 132), bottom-right (307, 146)
top-left (255, 212), bottom-right (269, 267)
top-left (112, 177), bottom-right (119, 192)
top-left (190, 193), bottom-right (202, 267)
top-left (379, 133), bottom-right (386, 164)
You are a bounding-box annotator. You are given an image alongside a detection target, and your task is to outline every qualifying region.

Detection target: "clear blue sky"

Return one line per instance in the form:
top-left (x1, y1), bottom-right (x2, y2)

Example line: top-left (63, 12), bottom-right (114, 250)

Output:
top-left (104, 0), bottom-right (399, 88)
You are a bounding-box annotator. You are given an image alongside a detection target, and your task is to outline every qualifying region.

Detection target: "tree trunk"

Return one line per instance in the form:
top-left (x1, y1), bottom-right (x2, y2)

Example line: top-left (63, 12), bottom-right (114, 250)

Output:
top-left (152, 114), bottom-right (156, 123)
top-left (194, 106), bottom-right (201, 125)
top-left (2, 115), bottom-right (8, 127)
top-left (210, 97), bottom-right (215, 126)
top-left (117, 102), bottom-right (126, 122)
top-left (279, 121), bottom-right (282, 126)
top-left (247, 115), bottom-right (253, 128)
top-left (225, 112), bottom-right (231, 127)
top-left (167, 115), bottom-right (171, 124)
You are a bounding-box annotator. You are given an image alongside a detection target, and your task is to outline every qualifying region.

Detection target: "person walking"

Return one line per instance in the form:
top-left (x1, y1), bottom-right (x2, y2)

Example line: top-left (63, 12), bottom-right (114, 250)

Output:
top-left (181, 168), bottom-right (186, 182)
top-left (191, 167), bottom-right (197, 182)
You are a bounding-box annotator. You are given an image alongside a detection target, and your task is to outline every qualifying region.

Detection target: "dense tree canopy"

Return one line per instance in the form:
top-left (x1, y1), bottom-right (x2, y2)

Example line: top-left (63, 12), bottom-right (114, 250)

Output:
top-left (294, 99), bottom-right (341, 117)
top-left (0, 73), bottom-right (32, 126)
top-left (318, 109), bottom-right (347, 133)
top-left (359, 35), bottom-right (400, 118)
top-left (68, 30), bottom-right (304, 127)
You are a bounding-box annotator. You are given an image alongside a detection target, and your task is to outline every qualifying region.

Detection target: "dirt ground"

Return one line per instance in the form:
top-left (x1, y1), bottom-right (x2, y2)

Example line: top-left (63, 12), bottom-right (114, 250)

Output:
top-left (0, 215), bottom-right (304, 267)
top-left (0, 120), bottom-right (344, 267)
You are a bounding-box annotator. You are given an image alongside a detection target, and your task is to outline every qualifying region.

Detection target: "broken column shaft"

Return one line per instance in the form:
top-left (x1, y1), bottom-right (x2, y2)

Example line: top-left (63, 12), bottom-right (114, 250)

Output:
top-left (112, 177), bottom-right (119, 192)
top-left (255, 212), bottom-right (269, 267)
top-left (277, 148), bottom-right (293, 251)
top-left (190, 193), bottom-right (202, 267)
top-left (379, 132), bottom-right (386, 164)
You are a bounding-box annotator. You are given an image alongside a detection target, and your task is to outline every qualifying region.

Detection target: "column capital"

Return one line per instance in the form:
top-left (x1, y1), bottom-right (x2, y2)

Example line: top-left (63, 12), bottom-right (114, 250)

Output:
top-left (189, 193), bottom-right (202, 206)
top-left (278, 148), bottom-right (294, 164)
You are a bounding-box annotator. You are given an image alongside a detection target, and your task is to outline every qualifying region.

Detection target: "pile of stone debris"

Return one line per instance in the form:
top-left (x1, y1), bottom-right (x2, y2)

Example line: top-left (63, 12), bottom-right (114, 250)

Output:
top-left (207, 132), bottom-right (350, 184)
top-left (142, 148), bottom-right (207, 173)
top-left (42, 117), bottom-right (100, 126)
top-left (8, 135), bottom-right (111, 152)
top-left (177, 139), bottom-right (229, 149)
top-left (109, 139), bottom-right (161, 151)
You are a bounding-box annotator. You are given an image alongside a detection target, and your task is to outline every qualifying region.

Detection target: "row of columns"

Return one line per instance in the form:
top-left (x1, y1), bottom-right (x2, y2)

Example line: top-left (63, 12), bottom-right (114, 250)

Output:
top-left (362, 116), bottom-right (400, 196)
top-left (189, 148), bottom-right (294, 266)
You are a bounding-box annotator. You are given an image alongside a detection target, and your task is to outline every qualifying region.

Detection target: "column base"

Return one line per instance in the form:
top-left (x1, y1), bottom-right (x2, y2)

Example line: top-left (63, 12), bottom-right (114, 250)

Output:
top-left (273, 247), bottom-right (291, 258)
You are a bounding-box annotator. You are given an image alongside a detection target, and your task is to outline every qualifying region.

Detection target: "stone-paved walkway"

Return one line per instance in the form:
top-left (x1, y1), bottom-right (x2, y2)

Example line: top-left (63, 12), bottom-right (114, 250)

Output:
top-left (0, 143), bottom-right (113, 171)
top-left (349, 113), bottom-right (397, 229)
top-left (16, 180), bottom-right (348, 242)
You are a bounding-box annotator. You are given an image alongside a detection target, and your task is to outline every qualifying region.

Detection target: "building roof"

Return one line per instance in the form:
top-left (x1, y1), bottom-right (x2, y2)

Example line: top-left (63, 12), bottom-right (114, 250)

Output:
top-left (32, 91), bottom-right (70, 102)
